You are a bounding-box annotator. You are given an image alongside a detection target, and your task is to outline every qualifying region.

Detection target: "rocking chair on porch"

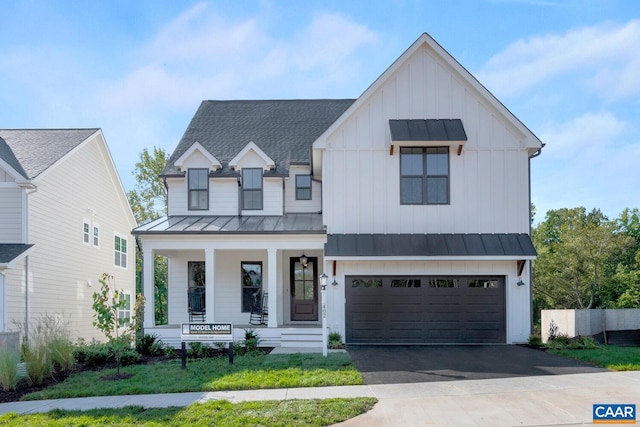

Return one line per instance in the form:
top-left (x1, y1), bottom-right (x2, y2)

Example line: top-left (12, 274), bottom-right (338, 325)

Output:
top-left (249, 290), bottom-right (268, 325)
top-left (188, 288), bottom-right (206, 322)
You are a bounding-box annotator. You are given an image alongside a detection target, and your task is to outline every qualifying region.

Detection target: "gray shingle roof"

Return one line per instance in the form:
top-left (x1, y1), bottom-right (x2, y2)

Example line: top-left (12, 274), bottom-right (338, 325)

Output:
top-left (163, 100), bottom-right (355, 177)
top-left (325, 233), bottom-right (536, 257)
top-left (0, 244), bottom-right (34, 264)
top-left (0, 129), bottom-right (99, 179)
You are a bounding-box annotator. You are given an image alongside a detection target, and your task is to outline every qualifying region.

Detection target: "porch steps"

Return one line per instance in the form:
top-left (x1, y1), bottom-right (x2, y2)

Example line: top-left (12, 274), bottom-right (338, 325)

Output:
top-left (280, 329), bottom-right (323, 348)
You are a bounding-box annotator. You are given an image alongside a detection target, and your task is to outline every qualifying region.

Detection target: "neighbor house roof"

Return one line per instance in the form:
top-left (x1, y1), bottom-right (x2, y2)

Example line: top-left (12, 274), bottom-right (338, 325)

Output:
top-left (325, 234), bottom-right (537, 258)
top-left (0, 244), bottom-right (34, 268)
top-left (0, 129), bottom-right (99, 179)
top-left (162, 100), bottom-right (355, 177)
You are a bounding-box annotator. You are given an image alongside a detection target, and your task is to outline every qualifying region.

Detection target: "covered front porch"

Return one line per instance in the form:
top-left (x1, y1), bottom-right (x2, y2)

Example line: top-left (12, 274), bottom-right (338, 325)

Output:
top-left (134, 215), bottom-right (329, 349)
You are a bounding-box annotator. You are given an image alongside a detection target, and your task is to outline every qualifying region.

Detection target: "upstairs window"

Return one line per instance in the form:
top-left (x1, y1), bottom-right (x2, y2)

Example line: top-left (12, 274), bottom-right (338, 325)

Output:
top-left (92, 223), bottom-right (100, 247)
top-left (114, 234), bottom-right (128, 268)
top-left (400, 147), bottom-right (449, 205)
top-left (295, 175), bottom-right (312, 200)
top-left (188, 168), bottom-right (209, 210)
top-left (83, 219), bottom-right (90, 245)
top-left (242, 168), bottom-right (263, 210)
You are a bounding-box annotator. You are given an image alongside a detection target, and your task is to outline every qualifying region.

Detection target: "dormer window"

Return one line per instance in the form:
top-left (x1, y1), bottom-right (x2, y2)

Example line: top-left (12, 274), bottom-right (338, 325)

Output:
top-left (188, 168), bottom-right (209, 210)
top-left (242, 168), bottom-right (263, 210)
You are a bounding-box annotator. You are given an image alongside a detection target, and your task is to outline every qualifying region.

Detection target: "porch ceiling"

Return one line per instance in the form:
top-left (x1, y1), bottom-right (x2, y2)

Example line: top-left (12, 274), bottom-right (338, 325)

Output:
top-left (132, 214), bottom-right (325, 235)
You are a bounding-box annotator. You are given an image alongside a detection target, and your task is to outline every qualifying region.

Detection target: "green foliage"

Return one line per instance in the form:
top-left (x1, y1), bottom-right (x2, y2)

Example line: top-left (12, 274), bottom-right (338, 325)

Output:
top-left (243, 328), bottom-right (261, 355)
top-left (22, 353), bottom-right (362, 400)
top-left (0, 398), bottom-right (377, 427)
top-left (550, 345), bottom-right (640, 370)
top-left (545, 335), bottom-right (600, 350)
top-left (14, 314), bottom-right (75, 385)
top-left (328, 331), bottom-right (345, 349)
top-left (74, 341), bottom-right (140, 368)
top-left (0, 348), bottom-right (20, 391)
top-left (128, 147), bottom-right (169, 326)
top-left (92, 273), bottom-right (145, 375)
top-left (187, 342), bottom-right (211, 359)
top-left (135, 334), bottom-right (164, 356)
top-left (532, 207), bottom-right (636, 315)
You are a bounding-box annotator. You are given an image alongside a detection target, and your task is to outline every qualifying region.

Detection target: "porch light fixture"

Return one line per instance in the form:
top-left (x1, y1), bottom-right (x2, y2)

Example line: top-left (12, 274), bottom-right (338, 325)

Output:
top-left (517, 279), bottom-right (525, 286)
top-left (320, 273), bottom-right (328, 291)
top-left (300, 253), bottom-right (308, 268)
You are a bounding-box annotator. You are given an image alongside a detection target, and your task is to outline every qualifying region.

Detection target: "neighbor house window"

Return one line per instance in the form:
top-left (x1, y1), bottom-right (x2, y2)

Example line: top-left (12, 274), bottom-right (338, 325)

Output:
top-left (400, 147), bottom-right (449, 204)
top-left (242, 168), bottom-right (263, 210)
top-left (83, 219), bottom-right (91, 245)
top-left (241, 262), bottom-right (262, 312)
top-left (295, 175), bottom-right (312, 200)
top-left (114, 234), bottom-right (128, 268)
top-left (92, 223), bottom-right (100, 247)
top-left (188, 168), bottom-right (209, 210)
top-left (117, 293), bottom-right (131, 327)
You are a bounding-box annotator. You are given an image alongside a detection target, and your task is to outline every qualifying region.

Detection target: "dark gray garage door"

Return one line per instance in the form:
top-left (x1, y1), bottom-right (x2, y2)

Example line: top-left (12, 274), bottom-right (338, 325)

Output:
top-left (346, 275), bottom-right (506, 344)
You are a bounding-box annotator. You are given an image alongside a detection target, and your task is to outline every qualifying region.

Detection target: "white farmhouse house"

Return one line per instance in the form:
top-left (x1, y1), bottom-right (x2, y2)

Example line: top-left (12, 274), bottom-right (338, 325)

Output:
top-left (133, 33), bottom-right (542, 347)
top-left (0, 129), bottom-right (136, 343)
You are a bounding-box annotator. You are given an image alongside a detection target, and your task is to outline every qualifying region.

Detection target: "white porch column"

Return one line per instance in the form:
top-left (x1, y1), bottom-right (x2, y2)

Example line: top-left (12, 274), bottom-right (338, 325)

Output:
top-left (142, 248), bottom-right (155, 328)
top-left (267, 248), bottom-right (277, 328)
top-left (205, 249), bottom-right (215, 322)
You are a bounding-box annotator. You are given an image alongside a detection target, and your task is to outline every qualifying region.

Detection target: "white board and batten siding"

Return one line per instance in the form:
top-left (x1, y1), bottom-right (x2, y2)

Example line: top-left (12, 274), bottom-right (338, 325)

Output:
top-left (5, 132), bottom-right (136, 342)
top-left (322, 43), bottom-right (532, 235)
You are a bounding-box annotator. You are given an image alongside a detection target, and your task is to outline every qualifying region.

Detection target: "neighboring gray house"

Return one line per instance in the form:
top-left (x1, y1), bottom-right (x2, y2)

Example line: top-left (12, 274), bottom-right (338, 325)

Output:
top-left (134, 33), bottom-right (542, 347)
top-left (0, 129), bottom-right (136, 342)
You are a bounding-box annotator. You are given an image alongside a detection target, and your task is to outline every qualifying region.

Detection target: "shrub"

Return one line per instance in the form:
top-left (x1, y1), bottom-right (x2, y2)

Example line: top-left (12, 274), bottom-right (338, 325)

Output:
top-left (0, 348), bottom-right (20, 391)
top-left (49, 337), bottom-right (75, 371)
top-left (528, 333), bottom-right (543, 348)
top-left (136, 334), bottom-right (164, 356)
top-left (187, 342), bottom-right (210, 359)
top-left (243, 328), bottom-right (261, 355)
top-left (546, 334), bottom-right (600, 350)
top-left (328, 331), bottom-right (345, 349)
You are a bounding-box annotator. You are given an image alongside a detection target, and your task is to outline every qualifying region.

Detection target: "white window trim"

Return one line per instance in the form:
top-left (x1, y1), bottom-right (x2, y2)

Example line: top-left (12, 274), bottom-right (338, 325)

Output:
top-left (114, 233), bottom-right (128, 269)
top-left (82, 218), bottom-right (91, 246)
top-left (92, 223), bottom-right (101, 248)
top-left (117, 292), bottom-right (132, 327)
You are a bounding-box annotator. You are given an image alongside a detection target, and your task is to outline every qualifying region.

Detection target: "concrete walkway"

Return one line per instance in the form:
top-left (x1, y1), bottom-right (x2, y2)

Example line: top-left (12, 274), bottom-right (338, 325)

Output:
top-left (1, 371), bottom-right (639, 426)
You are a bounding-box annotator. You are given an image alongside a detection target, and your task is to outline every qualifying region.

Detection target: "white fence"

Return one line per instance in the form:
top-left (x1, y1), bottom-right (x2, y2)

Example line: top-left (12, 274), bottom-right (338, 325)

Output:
top-left (541, 309), bottom-right (640, 343)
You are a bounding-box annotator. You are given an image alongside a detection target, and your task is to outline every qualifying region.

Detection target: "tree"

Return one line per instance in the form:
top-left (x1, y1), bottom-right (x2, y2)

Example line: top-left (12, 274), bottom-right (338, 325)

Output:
top-left (127, 147), bottom-right (169, 325)
top-left (532, 207), bottom-right (633, 311)
top-left (92, 273), bottom-right (144, 375)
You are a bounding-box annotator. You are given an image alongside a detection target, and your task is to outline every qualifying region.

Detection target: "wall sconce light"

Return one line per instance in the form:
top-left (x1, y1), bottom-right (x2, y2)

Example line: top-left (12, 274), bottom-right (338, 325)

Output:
top-left (86, 280), bottom-right (92, 288)
top-left (320, 273), bottom-right (328, 291)
top-left (300, 253), bottom-right (308, 268)
top-left (517, 279), bottom-right (525, 286)
top-left (332, 279), bottom-right (339, 287)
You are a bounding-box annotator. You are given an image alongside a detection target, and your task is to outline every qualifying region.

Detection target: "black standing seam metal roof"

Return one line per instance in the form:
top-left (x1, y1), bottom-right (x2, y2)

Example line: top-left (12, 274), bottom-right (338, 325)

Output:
top-left (0, 129), bottom-right (98, 179)
top-left (132, 214), bottom-right (325, 235)
top-left (162, 100), bottom-right (355, 177)
top-left (0, 244), bottom-right (34, 264)
top-left (389, 119), bottom-right (467, 141)
top-left (325, 234), bottom-right (536, 257)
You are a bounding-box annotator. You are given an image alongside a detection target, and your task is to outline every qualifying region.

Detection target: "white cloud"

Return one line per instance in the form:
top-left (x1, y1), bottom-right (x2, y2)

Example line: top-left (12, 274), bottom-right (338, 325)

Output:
top-left (532, 111), bottom-right (638, 220)
top-left (478, 20), bottom-right (640, 100)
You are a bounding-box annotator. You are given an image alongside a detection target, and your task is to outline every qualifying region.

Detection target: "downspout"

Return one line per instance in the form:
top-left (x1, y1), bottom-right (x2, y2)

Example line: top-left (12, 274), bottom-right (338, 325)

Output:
top-left (528, 143), bottom-right (544, 334)
top-left (282, 178), bottom-right (286, 215)
top-left (237, 175), bottom-right (242, 216)
top-left (22, 183), bottom-right (38, 341)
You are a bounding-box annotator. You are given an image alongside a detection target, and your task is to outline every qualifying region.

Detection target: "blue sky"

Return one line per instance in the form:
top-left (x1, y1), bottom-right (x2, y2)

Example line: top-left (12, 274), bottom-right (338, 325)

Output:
top-left (2, 0), bottom-right (639, 222)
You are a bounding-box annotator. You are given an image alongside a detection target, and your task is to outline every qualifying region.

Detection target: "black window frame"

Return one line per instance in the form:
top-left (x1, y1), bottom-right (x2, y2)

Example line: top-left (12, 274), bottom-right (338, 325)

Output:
top-left (188, 168), bottom-right (209, 210)
top-left (400, 146), bottom-right (450, 205)
top-left (295, 175), bottom-right (312, 200)
top-left (241, 261), bottom-right (263, 313)
top-left (242, 168), bottom-right (263, 210)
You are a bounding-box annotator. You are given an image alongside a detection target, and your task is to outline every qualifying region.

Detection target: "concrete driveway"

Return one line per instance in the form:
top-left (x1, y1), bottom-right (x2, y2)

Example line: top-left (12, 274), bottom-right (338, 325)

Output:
top-left (347, 345), bottom-right (609, 384)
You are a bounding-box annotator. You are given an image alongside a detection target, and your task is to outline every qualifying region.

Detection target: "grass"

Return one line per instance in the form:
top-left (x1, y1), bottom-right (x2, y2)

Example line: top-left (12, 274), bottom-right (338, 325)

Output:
top-left (0, 398), bottom-right (378, 426)
top-left (23, 352), bottom-right (363, 401)
top-left (549, 345), bottom-right (640, 371)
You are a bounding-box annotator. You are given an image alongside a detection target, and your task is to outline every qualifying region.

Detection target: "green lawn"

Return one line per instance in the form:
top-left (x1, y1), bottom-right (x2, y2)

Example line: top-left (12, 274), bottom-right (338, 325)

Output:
top-left (549, 345), bottom-right (640, 370)
top-left (23, 352), bottom-right (363, 401)
top-left (0, 398), bottom-right (378, 427)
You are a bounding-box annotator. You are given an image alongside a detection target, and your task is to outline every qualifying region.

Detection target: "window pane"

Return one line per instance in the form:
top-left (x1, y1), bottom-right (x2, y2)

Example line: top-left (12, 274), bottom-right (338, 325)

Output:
top-left (401, 152), bottom-right (423, 175)
top-left (391, 279), bottom-right (421, 288)
top-left (468, 279), bottom-right (499, 288)
top-left (401, 177), bottom-right (422, 204)
top-left (189, 169), bottom-right (208, 189)
top-left (243, 189), bottom-right (262, 210)
top-left (190, 190), bottom-right (208, 210)
top-left (243, 169), bottom-right (262, 189)
top-left (297, 188), bottom-right (311, 200)
top-left (426, 177), bottom-right (448, 204)
top-left (296, 175), bottom-right (312, 200)
top-left (428, 279), bottom-right (460, 288)
top-left (296, 175), bottom-right (311, 187)
top-left (242, 263), bottom-right (262, 287)
top-left (426, 149), bottom-right (449, 175)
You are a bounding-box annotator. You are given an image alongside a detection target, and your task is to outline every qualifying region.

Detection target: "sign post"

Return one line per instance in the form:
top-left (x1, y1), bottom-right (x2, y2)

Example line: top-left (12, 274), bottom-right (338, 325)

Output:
top-left (180, 322), bottom-right (234, 368)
